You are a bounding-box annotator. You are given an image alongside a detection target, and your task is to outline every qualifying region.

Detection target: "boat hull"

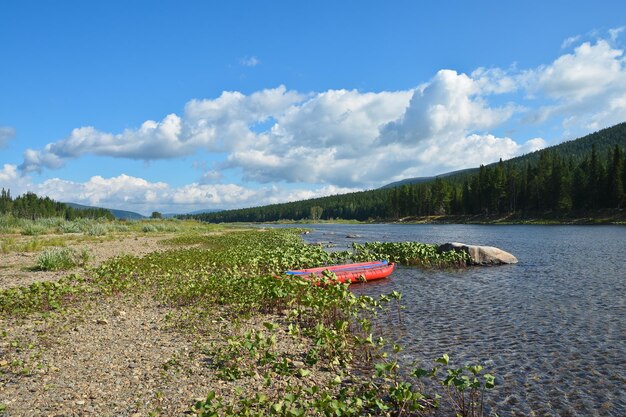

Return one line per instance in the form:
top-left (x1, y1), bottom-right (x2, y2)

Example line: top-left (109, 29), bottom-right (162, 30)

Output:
top-left (285, 260), bottom-right (395, 284)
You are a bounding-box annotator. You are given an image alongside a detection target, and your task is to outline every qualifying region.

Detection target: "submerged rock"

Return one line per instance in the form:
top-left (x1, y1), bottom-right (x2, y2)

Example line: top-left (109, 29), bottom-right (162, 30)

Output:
top-left (437, 242), bottom-right (518, 265)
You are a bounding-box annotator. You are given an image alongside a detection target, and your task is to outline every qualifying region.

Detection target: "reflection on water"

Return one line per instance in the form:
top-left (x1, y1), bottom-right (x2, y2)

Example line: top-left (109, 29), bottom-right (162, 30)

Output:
top-left (273, 224), bottom-right (626, 416)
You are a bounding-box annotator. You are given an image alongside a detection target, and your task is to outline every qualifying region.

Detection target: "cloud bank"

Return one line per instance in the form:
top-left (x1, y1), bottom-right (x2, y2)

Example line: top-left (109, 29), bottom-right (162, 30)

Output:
top-left (0, 169), bottom-right (358, 214)
top-left (4, 32), bottom-right (626, 212)
top-left (17, 70), bottom-right (546, 188)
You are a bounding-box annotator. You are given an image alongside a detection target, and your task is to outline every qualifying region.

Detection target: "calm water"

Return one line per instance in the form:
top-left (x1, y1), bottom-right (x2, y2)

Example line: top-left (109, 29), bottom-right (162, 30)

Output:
top-left (271, 224), bottom-right (626, 416)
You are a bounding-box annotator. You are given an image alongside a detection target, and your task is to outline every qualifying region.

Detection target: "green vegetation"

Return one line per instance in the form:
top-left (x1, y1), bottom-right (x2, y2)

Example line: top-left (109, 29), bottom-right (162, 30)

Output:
top-left (0, 214), bottom-right (208, 239)
top-left (0, 189), bottom-right (113, 220)
top-left (187, 123), bottom-right (626, 223)
top-left (194, 351), bottom-right (494, 416)
top-left (35, 247), bottom-right (90, 271)
top-left (65, 201), bottom-right (146, 220)
top-left (0, 227), bottom-right (494, 415)
top-left (348, 242), bottom-right (469, 268)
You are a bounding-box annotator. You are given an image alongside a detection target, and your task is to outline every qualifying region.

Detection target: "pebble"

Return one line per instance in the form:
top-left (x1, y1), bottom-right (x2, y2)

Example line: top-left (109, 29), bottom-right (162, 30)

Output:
top-left (95, 319), bottom-right (109, 325)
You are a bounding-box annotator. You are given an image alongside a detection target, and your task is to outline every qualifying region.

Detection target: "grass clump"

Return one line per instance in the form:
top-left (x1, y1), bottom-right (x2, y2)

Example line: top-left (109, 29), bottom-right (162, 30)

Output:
top-left (21, 223), bottom-right (47, 236)
top-left (86, 223), bottom-right (108, 236)
top-left (1, 237), bottom-right (69, 254)
top-left (0, 214), bottom-right (24, 233)
top-left (0, 238), bottom-right (16, 254)
top-left (142, 224), bottom-right (158, 233)
top-left (35, 247), bottom-right (89, 271)
top-left (59, 221), bottom-right (82, 233)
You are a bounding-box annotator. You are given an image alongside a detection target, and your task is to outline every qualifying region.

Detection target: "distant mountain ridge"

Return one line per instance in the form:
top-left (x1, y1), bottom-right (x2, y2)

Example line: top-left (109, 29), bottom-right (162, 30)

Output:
top-left (64, 202), bottom-right (146, 220)
top-left (66, 203), bottom-right (222, 219)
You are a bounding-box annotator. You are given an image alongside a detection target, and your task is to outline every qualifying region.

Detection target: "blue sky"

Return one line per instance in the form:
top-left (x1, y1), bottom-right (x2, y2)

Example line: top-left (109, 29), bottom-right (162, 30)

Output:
top-left (1, 1), bottom-right (626, 214)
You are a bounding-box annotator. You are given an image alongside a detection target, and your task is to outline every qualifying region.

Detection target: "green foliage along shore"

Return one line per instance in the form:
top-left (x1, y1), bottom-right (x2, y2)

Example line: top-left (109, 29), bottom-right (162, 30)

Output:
top-left (0, 189), bottom-right (113, 220)
top-left (186, 123), bottom-right (626, 223)
top-left (0, 228), bottom-right (491, 416)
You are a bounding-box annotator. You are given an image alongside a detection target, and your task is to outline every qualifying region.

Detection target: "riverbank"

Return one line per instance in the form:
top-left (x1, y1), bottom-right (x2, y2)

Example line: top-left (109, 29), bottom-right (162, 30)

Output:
top-left (0, 220), bottom-right (492, 416)
top-left (394, 209), bottom-right (626, 225)
top-left (230, 209), bottom-right (626, 225)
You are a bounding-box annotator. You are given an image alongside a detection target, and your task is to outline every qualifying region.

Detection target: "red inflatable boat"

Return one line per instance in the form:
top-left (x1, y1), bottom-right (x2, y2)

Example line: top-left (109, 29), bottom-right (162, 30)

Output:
top-left (285, 260), bottom-right (395, 284)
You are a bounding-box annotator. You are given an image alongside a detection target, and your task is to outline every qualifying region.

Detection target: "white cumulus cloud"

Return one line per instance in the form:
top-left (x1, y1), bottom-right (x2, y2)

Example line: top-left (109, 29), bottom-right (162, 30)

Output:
top-left (19, 33), bottom-right (626, 196)
top-left (19, 86), bottom-right (304, 173)
top-left (526, 38), bottom-right (626, 132)
top-left (0, 164), bottom-right (31, 191)
top-left (0, 164), bottom-right (19, 184)
top-left (380, 70), bottom-right (516, 145)
top-left (1, 172), bottom-right (362, 215)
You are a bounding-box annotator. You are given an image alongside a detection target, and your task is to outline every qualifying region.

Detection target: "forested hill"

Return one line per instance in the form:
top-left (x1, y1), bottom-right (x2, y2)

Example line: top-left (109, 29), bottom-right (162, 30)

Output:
top-left (502, 122), bottom-right (626, 168)
top-left (185, 122), bottom-right (626, 223)
top-left (65, 202), bottom-right (145, 220)
top-left (380, 122), bottom-right (626, 188)
top-left (0, 190), bottom-right (114, 220)
top-left (380, 168), bottom-right (475, 189)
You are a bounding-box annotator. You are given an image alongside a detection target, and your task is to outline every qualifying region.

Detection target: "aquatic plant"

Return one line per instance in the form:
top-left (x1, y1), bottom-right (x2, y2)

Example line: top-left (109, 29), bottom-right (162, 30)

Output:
top-left (349, 241), bottom-right (469, 268)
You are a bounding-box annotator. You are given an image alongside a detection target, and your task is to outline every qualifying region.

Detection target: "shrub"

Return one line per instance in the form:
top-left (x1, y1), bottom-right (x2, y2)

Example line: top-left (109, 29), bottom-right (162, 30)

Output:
top-left (111, 223), bottom-right (130, 232)
top-left (0, 215), bottom-right (29, 233)
top-left (142, 224), bottom-right (158, 233)
top-left (37, 217), bottom-right (65, 229)
top-left (35, 248), bottom-right (89, 271)
top-left (21, 223), bottom-right (47, 236)
top-left (59, 221), bottom-right (82, 233)
top-left (87, 224), bottom-right (107, 236)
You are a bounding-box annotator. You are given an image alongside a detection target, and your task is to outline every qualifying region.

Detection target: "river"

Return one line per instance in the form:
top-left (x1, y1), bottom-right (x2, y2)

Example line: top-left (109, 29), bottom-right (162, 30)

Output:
top-left (270, 223), bottom-right (625, 416)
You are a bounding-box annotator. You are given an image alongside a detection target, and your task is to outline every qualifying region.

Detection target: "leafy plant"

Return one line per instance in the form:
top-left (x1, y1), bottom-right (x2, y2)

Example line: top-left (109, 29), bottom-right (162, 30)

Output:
top-left (349, 241), bottom-right (469, 268)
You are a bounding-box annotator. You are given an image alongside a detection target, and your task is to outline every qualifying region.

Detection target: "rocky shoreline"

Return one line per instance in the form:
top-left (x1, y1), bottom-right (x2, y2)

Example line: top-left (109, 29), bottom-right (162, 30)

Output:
top-left (1, 296), bottom-right (339, 416)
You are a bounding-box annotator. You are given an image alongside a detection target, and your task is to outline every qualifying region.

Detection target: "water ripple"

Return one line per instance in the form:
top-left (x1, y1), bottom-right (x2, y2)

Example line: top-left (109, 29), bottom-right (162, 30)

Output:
top-left (295, 224), bottom-right (626, 417)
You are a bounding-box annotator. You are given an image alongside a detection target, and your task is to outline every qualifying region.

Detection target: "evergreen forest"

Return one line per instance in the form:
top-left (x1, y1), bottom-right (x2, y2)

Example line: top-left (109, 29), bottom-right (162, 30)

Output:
top-left (0, 189), bottom-right (114, 220)
top-left (188, 123), bottom-right (626, 223)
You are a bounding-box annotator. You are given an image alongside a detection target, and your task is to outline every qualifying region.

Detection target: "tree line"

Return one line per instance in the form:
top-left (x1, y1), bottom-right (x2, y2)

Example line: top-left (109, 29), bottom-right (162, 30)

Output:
top-left (188, 143), bottom-right (625, 223)
top-left (0, 189), bottom-right (114, 220)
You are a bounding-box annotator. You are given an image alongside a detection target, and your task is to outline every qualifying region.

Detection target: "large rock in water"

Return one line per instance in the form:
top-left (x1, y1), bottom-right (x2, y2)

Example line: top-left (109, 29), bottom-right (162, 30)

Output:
top-left (437, 242), bottom-right (518, 266)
